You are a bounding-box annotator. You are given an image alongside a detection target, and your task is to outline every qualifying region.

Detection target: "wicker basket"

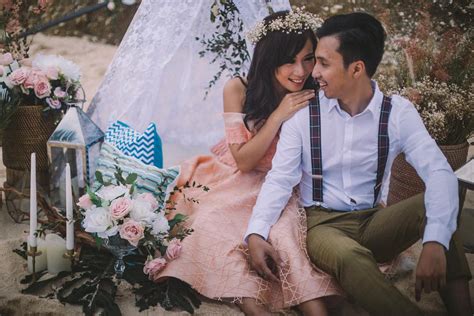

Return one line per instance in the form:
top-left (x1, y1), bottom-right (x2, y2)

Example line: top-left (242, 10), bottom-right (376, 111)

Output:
top-left (387, 142), bottom-right (469, 205)
top-left (2, 105), bottom-right (56, 171)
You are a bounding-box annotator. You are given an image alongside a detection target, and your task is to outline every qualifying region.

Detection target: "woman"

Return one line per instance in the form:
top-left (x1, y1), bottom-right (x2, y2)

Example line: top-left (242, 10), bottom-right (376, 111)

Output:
top-left (158, 10), bottom-right (341, 315)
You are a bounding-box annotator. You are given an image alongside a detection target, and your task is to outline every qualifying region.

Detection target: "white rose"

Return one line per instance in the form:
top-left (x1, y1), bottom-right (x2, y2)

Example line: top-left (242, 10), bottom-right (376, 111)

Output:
top-left (100, 225), bottom-right (119, 239)
top-left (96, 185), bottom-right (129, 202)
top-left (151, 214), bottom-right (170, 236)
top-left (130, 199), bottom-right (158, 225)
top-left (82, 207), bottom-right (118, 238)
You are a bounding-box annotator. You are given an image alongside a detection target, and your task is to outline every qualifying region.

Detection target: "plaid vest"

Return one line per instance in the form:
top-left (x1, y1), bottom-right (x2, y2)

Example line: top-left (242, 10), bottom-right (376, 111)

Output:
top-left (309, 95), bottom-right (392, 207)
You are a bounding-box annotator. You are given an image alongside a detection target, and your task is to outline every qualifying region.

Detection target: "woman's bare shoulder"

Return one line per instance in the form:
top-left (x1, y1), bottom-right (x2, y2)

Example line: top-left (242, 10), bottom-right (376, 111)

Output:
top-left (223, 77), bottom-right (247, 113)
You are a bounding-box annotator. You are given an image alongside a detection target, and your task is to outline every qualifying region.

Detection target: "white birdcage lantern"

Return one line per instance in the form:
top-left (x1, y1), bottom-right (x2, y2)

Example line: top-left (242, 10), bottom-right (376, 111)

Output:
top-left (47, 106), bottom-right (104, 208)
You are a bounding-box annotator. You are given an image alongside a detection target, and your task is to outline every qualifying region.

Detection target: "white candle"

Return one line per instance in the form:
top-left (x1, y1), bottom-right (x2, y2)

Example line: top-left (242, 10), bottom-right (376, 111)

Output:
top-left (46, 234), bottom-right (71, 274)
top-left (29, 153), bottom-right (37, 248)
top-left (27, 237), bottom-right (47, 273)
top-left (65, 163), bottom-right (74, 251)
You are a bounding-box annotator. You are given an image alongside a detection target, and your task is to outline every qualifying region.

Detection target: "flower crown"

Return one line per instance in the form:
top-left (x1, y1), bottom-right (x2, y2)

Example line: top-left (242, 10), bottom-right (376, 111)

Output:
top-left (246, 7), bottom-right (323, 45)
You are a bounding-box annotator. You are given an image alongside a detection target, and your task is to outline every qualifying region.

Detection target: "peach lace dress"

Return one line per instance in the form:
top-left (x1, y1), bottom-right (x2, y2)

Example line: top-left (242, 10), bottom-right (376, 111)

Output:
top-left (157, 113), bottom-right (342, 309)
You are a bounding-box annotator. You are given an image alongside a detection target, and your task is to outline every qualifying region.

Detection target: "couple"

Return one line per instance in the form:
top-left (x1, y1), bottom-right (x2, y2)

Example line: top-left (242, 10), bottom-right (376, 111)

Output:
top-left (157, 10), bottom-right (472, 316)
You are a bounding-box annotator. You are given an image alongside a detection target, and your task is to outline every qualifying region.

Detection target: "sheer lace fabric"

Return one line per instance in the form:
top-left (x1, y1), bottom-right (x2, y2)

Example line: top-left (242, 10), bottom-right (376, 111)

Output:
top-left (87, 0), bottom-right (291, 149)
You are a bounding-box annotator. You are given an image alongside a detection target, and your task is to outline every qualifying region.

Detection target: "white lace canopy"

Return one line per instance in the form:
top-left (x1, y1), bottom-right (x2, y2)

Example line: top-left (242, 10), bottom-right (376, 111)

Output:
top-left (87, 0), bottom-right (290, 163)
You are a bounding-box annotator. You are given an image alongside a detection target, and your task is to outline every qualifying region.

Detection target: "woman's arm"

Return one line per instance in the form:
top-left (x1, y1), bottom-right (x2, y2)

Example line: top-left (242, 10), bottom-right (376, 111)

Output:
top-left (223, 78), bottom-right (313, 172)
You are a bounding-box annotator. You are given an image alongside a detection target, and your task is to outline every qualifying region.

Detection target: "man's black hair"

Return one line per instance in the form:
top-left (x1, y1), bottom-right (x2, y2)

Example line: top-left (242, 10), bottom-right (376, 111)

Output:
top-left (316, 12), bottom-right (386, 77)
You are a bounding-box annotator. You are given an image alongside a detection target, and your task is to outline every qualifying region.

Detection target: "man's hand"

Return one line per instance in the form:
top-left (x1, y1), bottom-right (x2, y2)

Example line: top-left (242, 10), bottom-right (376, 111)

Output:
top-left (247, 234), bottom-right (283, 282)
top-left (415, 242), bottom-right (447, 301)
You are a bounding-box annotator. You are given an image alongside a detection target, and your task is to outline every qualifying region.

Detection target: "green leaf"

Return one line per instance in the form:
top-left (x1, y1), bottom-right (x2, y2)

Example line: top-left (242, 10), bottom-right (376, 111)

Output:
top-left (95, 171), bottom-right (104, 185)
top-left (168, 213), bottom-right (187, 230)
top-left (125, 173), bottom-right (138, 185)
top-left (94, 235), bottom-right (103, 249)
top-left (86, 186), bottom-right (102, 207)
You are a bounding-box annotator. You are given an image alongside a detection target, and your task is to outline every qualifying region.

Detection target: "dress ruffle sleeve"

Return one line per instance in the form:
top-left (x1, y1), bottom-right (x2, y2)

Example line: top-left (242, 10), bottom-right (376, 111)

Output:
top-left (223, 112), bottom-right (252, 145)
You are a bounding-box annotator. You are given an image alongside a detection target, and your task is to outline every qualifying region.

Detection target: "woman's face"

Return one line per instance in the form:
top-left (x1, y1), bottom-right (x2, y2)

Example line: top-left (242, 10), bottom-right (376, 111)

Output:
top-left (274, 39), bottom-right (315, 93)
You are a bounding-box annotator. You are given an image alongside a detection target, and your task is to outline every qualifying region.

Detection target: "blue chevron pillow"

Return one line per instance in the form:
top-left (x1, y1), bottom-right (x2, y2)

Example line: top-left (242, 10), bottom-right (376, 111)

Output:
top-left (105, 121), bottom-right (163, 168)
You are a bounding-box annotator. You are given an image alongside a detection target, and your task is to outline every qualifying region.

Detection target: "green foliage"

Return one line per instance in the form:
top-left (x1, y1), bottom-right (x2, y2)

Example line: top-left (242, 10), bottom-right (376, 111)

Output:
top-left (58, 276), bottom-right (121, 316)
top-left (165, 180), bottom-right (210, 212)
top-left (95, 170), bottom-right (104, 185)
top-left (14, 244), bottom-right (201, 314)
top-left (168, 213), bottom-right (187, 231)
top-left (133, 277), bottom-right (201, 314)
top-left (86, 184), bottom-right (102, 207)
top-left (196, 0), bottom-right (250, 98)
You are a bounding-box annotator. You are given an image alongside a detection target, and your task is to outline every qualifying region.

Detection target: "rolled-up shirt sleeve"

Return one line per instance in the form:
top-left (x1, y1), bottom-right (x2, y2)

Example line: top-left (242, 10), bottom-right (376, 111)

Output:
top-left (244, 114), bottom-right (304, 243)
top-left (396, 97), bottom-right (458, 249)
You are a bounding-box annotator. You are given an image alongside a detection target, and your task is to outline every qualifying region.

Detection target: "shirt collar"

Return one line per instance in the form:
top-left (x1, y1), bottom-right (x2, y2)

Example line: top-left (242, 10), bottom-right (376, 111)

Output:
top-left (325, 80), bottom-right (383, 119)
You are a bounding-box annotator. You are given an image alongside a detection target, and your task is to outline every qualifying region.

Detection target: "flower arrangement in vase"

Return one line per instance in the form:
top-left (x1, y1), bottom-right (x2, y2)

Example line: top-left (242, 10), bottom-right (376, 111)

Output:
top-left (79, 168), bottom-right (193, 279)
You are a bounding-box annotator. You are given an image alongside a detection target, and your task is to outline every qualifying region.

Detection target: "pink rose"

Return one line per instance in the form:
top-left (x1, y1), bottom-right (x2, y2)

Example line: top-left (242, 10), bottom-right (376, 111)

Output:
top-left (33, 75), bottom-right (51, 99)
top-left (77, 194), bottom-right (93, 209)
top-left (7, 68), bottom-right (30, 85)
top-left (54, 87), bottom-right (66, 98)
top-left (46, 98), bottom-right (61, 109)
top-left (119, 219), bottom-right (144, 246)
top-left (23, 69), bottom-right (41, 89)
top-left (0, 53), bottom-right (13, 66)
top-left (165, 238), bottom-right (182, 261)
top-left (44, 67), bottom-right (58, 80)
top-left (136, 192), bottom-right (159, 210)
top-left (143, 257), bottom-right (167, 281)
top-left (110, 197), bottom-right (132, 220)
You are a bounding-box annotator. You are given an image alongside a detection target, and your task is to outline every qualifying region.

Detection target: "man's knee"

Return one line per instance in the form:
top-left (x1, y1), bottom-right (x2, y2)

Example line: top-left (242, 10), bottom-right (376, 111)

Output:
top-left (329, 245), bottom-right (374, 278)
top-left (307, 231), bottom-right (373, 276)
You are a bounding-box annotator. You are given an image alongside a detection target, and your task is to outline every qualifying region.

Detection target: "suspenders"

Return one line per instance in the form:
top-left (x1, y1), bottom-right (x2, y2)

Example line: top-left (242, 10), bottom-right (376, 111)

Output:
top-left (309, 96), bottom-right (324, 203)
top-left (374, 96), bottom-right (392, 206)
top-left (309, 95), bottom-right (392, 207)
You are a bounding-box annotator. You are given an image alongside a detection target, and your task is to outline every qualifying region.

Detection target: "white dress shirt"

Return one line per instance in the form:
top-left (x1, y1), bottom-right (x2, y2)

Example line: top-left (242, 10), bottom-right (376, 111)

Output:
top-left (245, 81), bottom-right (458, 249)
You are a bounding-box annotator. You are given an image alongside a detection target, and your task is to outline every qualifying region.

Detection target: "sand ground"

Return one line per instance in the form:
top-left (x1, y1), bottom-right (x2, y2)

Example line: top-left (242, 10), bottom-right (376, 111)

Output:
top-left (0, 34), bottom-right (472, 315)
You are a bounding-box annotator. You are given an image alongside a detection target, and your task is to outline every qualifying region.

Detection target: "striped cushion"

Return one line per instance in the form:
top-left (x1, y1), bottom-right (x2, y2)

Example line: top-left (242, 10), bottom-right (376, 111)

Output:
top-left (105, 121), bottom-right (163, 168)
top-left (95, 143), bottom-right (179, 208)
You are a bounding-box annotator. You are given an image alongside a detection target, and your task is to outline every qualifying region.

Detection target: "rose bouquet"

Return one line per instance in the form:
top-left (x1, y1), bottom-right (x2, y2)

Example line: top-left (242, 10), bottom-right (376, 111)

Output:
top-left (0, 53), bottom-right (83, 119)
top-left (78, 168), bottom-right (191, 280)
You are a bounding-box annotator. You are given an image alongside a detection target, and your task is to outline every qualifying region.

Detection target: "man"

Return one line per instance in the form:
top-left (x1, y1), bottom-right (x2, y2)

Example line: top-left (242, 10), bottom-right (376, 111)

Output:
top-left (245, 12), bottom-right (472, 315)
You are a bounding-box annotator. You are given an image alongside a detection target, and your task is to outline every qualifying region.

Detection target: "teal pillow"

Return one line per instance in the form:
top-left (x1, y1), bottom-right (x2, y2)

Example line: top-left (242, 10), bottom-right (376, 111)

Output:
top-left (94, 143), bottom-right (179, 208)
top-left (105, 121), bottom-right (163, 168)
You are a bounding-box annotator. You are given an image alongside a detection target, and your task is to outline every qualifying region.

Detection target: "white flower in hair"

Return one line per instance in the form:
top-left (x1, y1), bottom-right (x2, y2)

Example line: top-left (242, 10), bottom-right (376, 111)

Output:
top-left (246, 7), bottom-right (323, 44)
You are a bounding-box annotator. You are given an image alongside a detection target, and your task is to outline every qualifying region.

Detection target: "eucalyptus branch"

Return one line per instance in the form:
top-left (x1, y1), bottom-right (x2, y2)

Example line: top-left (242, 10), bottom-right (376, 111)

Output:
top-left (165, 180), bottom-right (210, 212)
top-left (196, 0), bottom-right (250, 98)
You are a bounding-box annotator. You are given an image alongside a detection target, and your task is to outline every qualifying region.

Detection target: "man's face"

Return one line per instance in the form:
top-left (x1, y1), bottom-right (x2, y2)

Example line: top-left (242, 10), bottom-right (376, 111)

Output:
top-left (312, 35), bottom-right (351, 99)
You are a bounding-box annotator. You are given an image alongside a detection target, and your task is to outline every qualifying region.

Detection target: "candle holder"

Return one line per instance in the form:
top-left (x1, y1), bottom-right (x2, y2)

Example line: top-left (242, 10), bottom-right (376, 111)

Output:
top-left (63, 249), bottom-right (78, 268)
top-left (27, 246), bottom-right (43, 283)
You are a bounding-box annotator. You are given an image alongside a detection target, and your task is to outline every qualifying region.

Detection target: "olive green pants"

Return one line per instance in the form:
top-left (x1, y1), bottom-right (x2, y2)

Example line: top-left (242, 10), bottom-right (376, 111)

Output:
top-left (305, 194), bottom-right (471, 316)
